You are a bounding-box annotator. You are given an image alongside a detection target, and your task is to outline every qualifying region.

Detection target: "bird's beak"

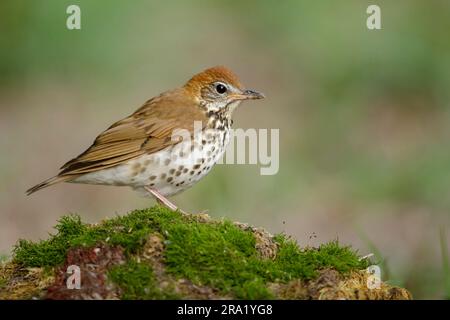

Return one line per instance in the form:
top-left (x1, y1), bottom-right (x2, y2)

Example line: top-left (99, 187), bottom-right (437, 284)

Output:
top-left (233, 89), bottom-right (265, 101)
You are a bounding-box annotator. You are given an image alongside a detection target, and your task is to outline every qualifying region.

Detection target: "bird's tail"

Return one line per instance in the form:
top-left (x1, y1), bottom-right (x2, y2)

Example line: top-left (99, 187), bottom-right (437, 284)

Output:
top-left (26, 175), bottom-right (73, 195)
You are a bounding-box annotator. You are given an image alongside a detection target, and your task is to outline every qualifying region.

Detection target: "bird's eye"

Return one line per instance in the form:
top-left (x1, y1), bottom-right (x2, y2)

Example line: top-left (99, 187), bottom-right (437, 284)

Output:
top-left (215, 83), bottom-right (227, 94)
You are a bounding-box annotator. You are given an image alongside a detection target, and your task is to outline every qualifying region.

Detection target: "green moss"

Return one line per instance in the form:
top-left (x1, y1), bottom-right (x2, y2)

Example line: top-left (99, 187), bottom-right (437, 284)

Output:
top-left (273, 235), bottom-right (368, 279)
top-left (13, 215), bottom-right (88, 266)
top-left (13, 207), bottom-right (182, 267)
top-left (108, 260), bottom-right (178, 299)
top-left (12, 206), bottom-right (369, 299)
top-left (164, 223), bottom-right (367, 299)
top-left (163, 219), bottom-right (276, 299)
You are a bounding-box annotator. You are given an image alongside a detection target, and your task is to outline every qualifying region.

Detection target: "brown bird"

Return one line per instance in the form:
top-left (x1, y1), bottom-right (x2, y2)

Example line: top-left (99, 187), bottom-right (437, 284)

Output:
top-left (27, 66), bottom-right (264, 211)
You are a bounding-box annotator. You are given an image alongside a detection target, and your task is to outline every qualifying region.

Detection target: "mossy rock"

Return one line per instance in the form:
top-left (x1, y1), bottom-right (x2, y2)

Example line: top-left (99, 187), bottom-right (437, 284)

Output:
top-left (0, 206), bottom-right (411, 300)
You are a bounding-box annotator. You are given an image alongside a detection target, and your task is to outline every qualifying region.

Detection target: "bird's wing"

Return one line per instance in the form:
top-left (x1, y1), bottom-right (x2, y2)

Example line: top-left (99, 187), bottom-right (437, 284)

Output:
top-left (59, 88), bottom-right (207, 176)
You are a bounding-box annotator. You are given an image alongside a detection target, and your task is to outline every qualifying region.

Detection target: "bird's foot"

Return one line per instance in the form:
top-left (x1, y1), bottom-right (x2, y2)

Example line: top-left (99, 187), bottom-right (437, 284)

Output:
top-left (144, 186), bottom-right (188, 215)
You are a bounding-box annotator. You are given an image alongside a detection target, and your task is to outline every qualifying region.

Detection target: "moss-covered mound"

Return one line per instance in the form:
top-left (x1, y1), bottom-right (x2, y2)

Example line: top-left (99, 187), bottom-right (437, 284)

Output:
top-left (0, 206), bottom-right (411, 300)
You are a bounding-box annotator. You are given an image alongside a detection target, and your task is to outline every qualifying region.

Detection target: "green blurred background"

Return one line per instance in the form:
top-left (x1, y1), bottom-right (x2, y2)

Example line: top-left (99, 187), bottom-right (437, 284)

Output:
top-left (1, 0), bottom-right (449, 299)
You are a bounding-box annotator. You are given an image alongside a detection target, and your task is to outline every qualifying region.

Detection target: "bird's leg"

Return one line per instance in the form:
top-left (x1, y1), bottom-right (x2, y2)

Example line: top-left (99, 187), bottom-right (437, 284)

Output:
top-left (144, 186), bottom-right (186, 214)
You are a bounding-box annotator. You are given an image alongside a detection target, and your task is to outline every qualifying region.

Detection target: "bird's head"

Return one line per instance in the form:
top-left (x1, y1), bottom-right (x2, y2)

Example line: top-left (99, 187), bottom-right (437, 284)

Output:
top-left (183, 66), bottom-right (264, 115)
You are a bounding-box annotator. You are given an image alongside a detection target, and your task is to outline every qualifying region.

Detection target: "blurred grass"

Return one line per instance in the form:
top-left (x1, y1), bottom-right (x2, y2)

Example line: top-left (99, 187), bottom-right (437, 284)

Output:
top-left (0, 0), bottom-right (449, 298)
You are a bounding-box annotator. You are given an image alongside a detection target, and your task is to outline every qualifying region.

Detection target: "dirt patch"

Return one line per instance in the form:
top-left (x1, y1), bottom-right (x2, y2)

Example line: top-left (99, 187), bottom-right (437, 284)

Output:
top-left (234, 222), bottom-right (278, 259)
top-left (319, 270), bottom-right (412, 300)
top-left (45, 244), bottom-right (126, 300)
top-left (270, 269), bottom-right (412, 300)
top-left (0, 263), bottom-right (54, 299)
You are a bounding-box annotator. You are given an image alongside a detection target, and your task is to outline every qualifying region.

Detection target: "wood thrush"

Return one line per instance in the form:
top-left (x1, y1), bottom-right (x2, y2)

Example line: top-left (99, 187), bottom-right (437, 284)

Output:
top-left (27, 66), bottom-right (264, 211)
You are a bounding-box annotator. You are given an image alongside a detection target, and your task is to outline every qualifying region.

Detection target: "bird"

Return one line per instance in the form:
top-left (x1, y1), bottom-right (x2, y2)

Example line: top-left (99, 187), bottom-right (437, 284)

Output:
top-left (27, 66), bottom-right (265, 212)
